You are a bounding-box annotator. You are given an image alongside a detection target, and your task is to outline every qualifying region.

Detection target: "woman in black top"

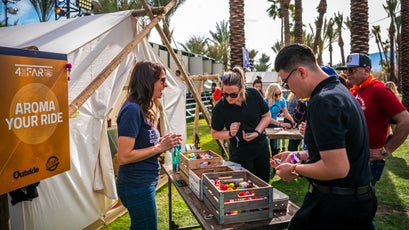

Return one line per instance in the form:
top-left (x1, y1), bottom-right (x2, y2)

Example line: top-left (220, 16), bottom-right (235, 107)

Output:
top-left (211, 66), bottom-right (271, 183)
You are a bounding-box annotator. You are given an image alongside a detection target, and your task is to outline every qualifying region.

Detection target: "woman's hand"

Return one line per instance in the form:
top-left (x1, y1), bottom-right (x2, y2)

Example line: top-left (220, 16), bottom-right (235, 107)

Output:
top-left (281, 122), bottom-right (292, 129)
top-left (229, 122), bottom-right (241, 137)
top-left (270, 151), bottom-right (292, 168)
top-left (159, 133), bottom-right (182, 151)
top-left (299, 122), bottom-right (306, 135)
top-left (242, 130), bottom-right (258, 142)
top-left (276, 163), bottom-right (298, 182)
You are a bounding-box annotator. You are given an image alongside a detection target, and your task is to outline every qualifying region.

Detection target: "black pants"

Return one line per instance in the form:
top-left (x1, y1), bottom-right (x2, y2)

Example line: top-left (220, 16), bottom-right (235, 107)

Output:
top-left (229, 137), bottom-right (270, 183)
top-left (288, 139), bottom-right (302, 151)
top-left (289, 188), bottom-right (377, 230)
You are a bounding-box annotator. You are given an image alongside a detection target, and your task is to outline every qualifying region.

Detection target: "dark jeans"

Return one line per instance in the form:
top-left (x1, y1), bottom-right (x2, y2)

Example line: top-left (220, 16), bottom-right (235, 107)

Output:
top-left (370, 160), bottom-right (386, 186)
top-left (116, 183), bottom-right (158, 230)
top-left (289, 187), bottom-right (377, 230)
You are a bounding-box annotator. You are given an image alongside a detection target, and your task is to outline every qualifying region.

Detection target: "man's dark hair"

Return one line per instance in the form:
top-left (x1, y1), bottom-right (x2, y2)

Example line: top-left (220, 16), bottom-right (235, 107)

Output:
top-left (274, 44), bottom-right (318, 72)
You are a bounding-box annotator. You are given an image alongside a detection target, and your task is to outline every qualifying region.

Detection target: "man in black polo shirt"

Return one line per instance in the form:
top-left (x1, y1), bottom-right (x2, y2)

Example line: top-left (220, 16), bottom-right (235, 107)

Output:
top-left (271, 44), bottom-right (377, 229)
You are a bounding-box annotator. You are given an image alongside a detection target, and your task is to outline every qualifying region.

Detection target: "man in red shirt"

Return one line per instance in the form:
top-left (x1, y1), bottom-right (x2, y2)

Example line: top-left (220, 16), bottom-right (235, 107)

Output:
top-left (338, 53), bottom-right (409, 185)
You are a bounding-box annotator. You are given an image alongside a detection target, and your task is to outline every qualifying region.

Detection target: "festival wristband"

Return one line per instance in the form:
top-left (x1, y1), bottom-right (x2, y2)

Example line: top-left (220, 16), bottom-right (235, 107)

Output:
top-left (290, 152), bottom-right (301, 164)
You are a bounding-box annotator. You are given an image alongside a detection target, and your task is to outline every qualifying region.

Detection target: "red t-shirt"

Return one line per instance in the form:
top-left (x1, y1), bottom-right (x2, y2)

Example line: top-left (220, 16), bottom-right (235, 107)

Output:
top-left (213, 87), bottom-right (222, 103)
top-left (354, 81), bottom-right (406, 148)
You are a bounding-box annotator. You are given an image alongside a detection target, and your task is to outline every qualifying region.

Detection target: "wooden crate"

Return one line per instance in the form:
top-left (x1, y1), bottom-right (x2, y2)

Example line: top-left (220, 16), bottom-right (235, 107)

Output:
top-left (189, 166), bottom-right (234, 201)
top-left (202, 171), bottom-right (274, 225)
top-left (273, 188), bottom-right (289, 217)
top-left (180, 150), bottom-right (223, 177)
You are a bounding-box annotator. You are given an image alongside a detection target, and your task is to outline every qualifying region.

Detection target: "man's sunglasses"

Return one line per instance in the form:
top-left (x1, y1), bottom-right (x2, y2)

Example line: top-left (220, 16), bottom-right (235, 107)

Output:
top-left (223, 92), bottom-right (239, 98)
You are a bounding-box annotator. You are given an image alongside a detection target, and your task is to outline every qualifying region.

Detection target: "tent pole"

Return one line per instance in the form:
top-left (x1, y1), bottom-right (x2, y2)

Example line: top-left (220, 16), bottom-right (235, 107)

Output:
top-left (141, 0), bottom-right (228, 157)
top-left (0, 193), bottom-right (9, 230)
top-left (193, 81), bottom-right (203, 145)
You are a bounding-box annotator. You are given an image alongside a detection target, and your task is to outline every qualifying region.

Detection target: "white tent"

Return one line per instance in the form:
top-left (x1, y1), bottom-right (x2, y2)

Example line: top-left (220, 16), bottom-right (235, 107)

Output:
top-left (0, 10), bottom-right (186, 229)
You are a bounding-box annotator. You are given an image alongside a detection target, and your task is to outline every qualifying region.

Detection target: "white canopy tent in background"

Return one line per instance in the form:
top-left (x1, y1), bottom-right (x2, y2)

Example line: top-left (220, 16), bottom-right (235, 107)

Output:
top-left (0, 10), bottom-right (186, 229)
top-left (245, 71), bottom-right (279, 94)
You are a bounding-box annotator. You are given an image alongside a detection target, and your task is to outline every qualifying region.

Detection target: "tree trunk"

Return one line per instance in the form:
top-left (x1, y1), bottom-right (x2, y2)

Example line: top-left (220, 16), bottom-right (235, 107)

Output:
top-left (294, 0), bottom-right (303, 44)
top-left (400, 0), bottom-right (409, 107)
top-left (313, 0), bottom-right (327, 55)
top-left (229, 0), bottom-right (246, 69)
top-left (350, 0), bottom-right (369, 53)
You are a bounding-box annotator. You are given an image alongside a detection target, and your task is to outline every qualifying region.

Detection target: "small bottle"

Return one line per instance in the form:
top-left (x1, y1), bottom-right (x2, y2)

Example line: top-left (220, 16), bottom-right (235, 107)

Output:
top-left (172, 145), bottom-right (181, 172)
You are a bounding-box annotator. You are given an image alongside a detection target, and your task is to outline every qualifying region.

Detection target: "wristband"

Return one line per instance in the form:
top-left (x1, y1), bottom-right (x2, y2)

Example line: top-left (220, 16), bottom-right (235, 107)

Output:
top-left (254, 129), bottom-right (261, 136)
top-left (290, 152), bottom-right (300, 164)
top-left (279, 122), bottom-right (283, 127)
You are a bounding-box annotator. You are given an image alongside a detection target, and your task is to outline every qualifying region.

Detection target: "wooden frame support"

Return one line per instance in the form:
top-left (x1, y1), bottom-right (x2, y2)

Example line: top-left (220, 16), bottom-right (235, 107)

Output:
top-left (141, 0), bottom-right (228, 156)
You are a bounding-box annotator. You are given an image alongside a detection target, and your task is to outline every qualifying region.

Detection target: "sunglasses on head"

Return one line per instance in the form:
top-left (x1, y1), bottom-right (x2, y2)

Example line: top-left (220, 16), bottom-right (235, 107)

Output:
top-left (223, 92), bottom-right (239, 98)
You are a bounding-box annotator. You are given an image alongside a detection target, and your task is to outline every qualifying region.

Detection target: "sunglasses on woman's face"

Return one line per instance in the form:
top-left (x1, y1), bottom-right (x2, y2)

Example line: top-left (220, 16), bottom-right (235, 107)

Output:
top-left (275, 93), bottom-right (282, 96)
top-left (223, 92), bottom-right (239, 98)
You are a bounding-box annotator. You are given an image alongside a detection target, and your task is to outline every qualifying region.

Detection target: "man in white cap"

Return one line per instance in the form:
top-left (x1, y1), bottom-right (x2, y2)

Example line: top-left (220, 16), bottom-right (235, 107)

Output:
top-left (338, 53), bottom-right (409, 186)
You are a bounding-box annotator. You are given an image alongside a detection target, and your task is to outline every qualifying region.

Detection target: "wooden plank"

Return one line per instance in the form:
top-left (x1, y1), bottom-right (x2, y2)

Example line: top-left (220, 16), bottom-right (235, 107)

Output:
top-left (265, 128), bottom-right (303, 140)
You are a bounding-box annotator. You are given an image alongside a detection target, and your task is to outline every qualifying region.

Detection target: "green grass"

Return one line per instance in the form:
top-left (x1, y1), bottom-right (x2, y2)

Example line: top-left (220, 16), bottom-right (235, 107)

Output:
top-left (102, 118), bottom-right (409, 230)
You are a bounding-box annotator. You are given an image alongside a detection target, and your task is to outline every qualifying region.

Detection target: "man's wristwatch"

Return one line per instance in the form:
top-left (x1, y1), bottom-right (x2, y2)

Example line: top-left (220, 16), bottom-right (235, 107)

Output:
top-left (381, 147), bottom-right (390, 156)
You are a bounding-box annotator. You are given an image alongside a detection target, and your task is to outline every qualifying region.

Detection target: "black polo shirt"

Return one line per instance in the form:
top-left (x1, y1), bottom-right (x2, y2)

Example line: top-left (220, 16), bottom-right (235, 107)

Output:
top-left (211, 87), bottom-right (269, 149)
top-left (304, 77), bottom-right (371, 187)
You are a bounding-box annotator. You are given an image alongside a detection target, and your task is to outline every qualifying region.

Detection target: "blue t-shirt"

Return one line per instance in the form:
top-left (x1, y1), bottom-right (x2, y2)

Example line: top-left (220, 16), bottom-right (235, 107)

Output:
top-left (265, 97), bottom-right (287, 120)
top-left (116, 101), bottom-right (161, 187)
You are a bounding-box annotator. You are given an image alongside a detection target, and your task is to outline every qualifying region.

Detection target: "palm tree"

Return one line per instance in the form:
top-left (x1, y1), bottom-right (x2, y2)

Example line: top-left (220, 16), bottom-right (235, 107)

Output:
top-left (371, 25), bottom-right (385, 69)
top-left (150, 0), bottom-right (187, 43)
top-left (29, 0), bottom-right (55, 22)
top-left (312, 0), bottom-right (327, 55)
top-left (401, 0), bottom-right (409, 106)
top-left (267, 0), bottom-right (284, 46)
top-left (334, 12), bottom-right (346, 66)
top-left (350, 0), bottom-right (369, 53)
top-left (294, 0), bottom-right (303, 44)
top-left (253, 53), bottom-right (271, 72)
top-left (229, 0), bottom-right (245, 69)
top-left (384, 0), bottom-right (398, 83)
top-left (208, 20), bottom-right (230, 70)
top-left (279, 0), bottom-right (291, 46)
top-left (92, 0), bottom-right (141, 14)
top-left (178, 35), bottom-right (208, 55)
top-left (324, 18), bottom-right (336, 66)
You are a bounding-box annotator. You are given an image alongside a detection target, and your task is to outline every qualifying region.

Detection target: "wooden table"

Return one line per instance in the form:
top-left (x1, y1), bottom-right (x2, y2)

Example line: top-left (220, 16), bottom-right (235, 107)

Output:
top-left (265, 128), bottom-right (303, 140)
top-left (163, 165), bottom-right (299, 230)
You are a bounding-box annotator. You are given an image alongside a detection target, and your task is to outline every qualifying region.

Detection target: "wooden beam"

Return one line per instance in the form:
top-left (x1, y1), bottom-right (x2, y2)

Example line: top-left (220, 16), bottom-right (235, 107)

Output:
top-left (131, 7), bottom-right (164, 17)
top-left (141, 0), bottom-right (228, 156)
top-left (193, 81), bottom-right (203, 144)
top-left (188, 74), bottom-right (219, 81)
top-left (68, 2), bottom-right (174, 116)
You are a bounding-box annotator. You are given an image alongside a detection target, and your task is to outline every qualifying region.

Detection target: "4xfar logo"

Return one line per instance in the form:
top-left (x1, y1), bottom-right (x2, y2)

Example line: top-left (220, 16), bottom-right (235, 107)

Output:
top-left (14, 64), bottom-right (53, 78)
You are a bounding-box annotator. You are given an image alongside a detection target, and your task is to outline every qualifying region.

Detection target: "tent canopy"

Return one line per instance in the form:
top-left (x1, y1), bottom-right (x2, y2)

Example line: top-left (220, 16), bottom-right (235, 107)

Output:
top-left (0, 10), bottom-right (186, 229)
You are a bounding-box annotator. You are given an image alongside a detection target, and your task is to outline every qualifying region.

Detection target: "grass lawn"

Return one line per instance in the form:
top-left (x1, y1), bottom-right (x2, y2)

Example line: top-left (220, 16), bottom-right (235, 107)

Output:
top-left (103, 118), bottom-right (409, 230)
